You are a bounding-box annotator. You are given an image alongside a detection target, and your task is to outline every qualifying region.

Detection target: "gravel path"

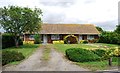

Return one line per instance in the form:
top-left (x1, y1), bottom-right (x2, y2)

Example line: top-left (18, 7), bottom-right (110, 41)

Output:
top-left (3, 45), bottom-right (89, 71)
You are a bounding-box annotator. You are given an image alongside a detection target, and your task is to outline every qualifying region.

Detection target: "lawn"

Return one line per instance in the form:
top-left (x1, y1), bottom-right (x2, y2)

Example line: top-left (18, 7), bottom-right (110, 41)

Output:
top-left (54, 43), bottom-right (119, 53)
top-left (2, 44), bottom-right (40, 65)
top-left (53, 43), bottom-right (119, 71)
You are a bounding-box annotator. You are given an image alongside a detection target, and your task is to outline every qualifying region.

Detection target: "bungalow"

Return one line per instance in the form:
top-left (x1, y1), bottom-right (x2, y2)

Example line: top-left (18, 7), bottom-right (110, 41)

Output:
top-left (23, 24), bottom-right (100, 44)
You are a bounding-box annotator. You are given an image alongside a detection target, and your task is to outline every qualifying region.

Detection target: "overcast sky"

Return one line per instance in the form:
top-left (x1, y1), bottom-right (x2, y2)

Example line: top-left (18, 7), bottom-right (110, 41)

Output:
top-left (0, 0), bottom-right (119, 31)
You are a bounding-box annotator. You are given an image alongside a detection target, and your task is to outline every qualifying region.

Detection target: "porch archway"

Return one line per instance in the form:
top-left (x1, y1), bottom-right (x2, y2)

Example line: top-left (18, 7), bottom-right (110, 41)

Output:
top-left (64, 35), bottom-right (78, 44)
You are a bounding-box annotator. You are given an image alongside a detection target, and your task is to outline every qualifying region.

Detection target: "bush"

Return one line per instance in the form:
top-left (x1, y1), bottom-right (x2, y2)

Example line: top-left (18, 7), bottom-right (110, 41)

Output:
top-left (65, 48), bottom-right (100, 62)
top-left (2, 34), bottom-right (23, 49)
top-left (83, 40), bottom-right (88, 44)
top-left (34, 34), bottom-right (41, 44)
top-left (19, 39), bottom-right (23, 45)
top-left (88, 39), bottom-right (98, 43)
top-left (98, 32), bottom-right (120, 45)
top-left (23, 41), bottom-right (34, 44)
top-left (2, 50), bottom-right (25, 65)
top-left (92, 49), bottom-right (106, 59)
top-left (53, 40), bottom-right (64, 44)
top-left (113, 48), bottom-right (120, 57)
top-left (79, 40), bottom-right (88, 44)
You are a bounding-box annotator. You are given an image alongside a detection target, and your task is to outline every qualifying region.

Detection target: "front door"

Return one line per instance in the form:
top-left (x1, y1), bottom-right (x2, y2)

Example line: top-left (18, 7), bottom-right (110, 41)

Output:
top-left (43, 34), bottom-right (47, 44)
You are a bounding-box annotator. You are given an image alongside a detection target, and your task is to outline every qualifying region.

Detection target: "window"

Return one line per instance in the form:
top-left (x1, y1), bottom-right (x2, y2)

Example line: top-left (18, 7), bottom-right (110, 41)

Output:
top-left (51, 34), bottom-right (60, 40)
top-left (79, 35), bottom-right (82, 40)
top-left (87, 35), bottom-right (94, 40)
top-left (29, 35), bottom-right (34, 40)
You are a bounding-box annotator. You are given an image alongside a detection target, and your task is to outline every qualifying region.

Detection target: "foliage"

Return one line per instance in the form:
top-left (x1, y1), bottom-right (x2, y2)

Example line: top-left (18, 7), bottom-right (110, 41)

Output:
top-left (2, 50), bottom-right (25, 65)
top-left (64, 35), bottom-right (78, 44)
top-left (53, 40), bottom-right (64, 44)
top-left (88, 39), bottom-right (98, 43)
top-left (83, 40), bottom-right (88, 44)
top-left (23, 41), bottom-right (34, 44)
top-left (98, 31), bottom-right (120, 45)
top-left (113, 48), bottom-right (120, 57)
top-left (34, 34), bottom-right (41, 44)
top-left (80, 40), bottom-right (88, 44)
top-left (65, 48), bottom-right (100, 62)
top-left (79, 40), bottom-right (84, 43)
top-left (2, 34), bottom-right (23, 49)
top-left (92, 49), bottom-right (106, 60)
top-left (115, 24), bottom-right (120, 34)
top-left (96, 26), bottom-right (104, 33)
top-left (0, 6), bottom-right (42, 47)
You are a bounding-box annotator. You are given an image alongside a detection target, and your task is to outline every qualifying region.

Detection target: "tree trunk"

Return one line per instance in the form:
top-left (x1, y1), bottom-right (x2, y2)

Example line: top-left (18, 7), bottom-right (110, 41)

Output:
top-left (108, 57), bottom-right (112, 66)
top-left (15, 36), bottom-right (19, 48)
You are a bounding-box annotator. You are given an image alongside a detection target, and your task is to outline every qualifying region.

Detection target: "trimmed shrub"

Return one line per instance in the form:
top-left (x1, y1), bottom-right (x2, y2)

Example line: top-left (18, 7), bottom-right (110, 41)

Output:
top-left (79, 40), bottom-right (84, 43)
top-left (2, 50), bottom-right (25, 65)
top-left (2, 34), bottom-right (23, 49)
top-left (88, 39), bottom-right (98, 43)
top-left (65, 48), bottom-right (100, 62)
top-left (23, 41), bottom-right (34, 44)
top-left (83, 40), bottom-right (88, 44)
top-left (53, 40), bottom-right (64, 44)
top-left (92, 49), bottom-right (106, 59)
top-left (79, 40), bottom-right (88, 44)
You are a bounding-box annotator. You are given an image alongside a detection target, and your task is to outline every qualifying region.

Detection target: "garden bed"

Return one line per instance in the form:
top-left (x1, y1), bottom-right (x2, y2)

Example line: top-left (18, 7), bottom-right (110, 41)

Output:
top-left (53, 43), bottom-right (119, 71)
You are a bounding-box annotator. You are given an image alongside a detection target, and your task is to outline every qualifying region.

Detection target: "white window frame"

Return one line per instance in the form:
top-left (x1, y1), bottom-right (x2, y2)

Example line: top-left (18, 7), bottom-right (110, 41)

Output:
top-left (87, 35), bottom-right (94, 40)
top-left (51, 34), bottom-right (60, 40)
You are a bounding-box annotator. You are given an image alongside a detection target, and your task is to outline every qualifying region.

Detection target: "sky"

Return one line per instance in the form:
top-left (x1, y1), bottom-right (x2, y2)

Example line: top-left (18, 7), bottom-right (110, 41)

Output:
top-left (0, 0), bottom-right (119, 31)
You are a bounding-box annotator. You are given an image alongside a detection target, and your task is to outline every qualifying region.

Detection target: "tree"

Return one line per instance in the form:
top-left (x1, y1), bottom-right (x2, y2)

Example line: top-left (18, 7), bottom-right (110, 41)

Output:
top-left (96, 26), bottom-right (103, 33)
top-left (115, 24), bottom-right (120, 34)
top-left (0, 6), bottom-right (42, 47)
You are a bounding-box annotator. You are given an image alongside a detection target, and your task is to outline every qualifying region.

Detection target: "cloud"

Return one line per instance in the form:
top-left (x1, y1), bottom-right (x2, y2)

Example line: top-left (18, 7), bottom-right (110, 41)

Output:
top-left (93, 20), bottom-right (117, 31)
top-left (0, 0), bottom-right (119, 32)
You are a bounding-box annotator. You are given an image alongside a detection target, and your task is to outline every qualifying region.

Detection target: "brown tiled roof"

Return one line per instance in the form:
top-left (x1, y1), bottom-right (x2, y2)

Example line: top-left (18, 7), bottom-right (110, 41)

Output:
top-left (39, 24), bottom-right (100, 34)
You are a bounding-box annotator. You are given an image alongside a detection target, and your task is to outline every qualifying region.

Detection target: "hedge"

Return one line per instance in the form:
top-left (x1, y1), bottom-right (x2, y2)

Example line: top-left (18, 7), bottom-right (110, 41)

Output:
top-left (2, 34), bottom-right (23, 49)
top-left (2, 50), bottom-right (25, 65)
top-left (65, 48), bottom-right (100, 62)
top-left (53, 40), bottom-right (64, 44)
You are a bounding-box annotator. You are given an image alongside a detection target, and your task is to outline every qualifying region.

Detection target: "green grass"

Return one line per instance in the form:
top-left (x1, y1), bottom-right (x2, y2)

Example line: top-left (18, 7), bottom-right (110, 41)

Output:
top-left (76, 59), bottom-right (118, 71)
top-left (53, 43), bottom-right (119, 71)
top-left (93, 43), bottom-right (119, 48)
top-left (54, 43), bottom-right (119, 53)
top-left (3, 44), bottom-right (40, 65)
top-left (54, 44), bottom-right (98, 53)
top-left (42, 47), bottom-right (51, 61)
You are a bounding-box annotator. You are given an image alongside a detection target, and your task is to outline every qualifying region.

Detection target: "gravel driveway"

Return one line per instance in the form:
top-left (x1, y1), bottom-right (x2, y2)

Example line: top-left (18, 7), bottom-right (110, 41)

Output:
top-left (3, 45), bottom-right (89, 71)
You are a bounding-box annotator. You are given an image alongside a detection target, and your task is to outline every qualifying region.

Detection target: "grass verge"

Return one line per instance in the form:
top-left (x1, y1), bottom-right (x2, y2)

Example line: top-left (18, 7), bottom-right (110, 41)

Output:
top-left (42, 47), bottom-right (51, 61)
top-left (76, 60), bottom-right (118, 71)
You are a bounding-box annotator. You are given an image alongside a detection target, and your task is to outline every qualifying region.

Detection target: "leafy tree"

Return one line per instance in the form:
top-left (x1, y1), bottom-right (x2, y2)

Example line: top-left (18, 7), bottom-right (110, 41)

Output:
top-left (0, 6), bottom-right (42, 47)
top-left (96, 26), bottom-right (103, 33)
top-left (115, 24), bottom-right (120, 34)
top-left (98, 31), bottom-right (120, 45)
